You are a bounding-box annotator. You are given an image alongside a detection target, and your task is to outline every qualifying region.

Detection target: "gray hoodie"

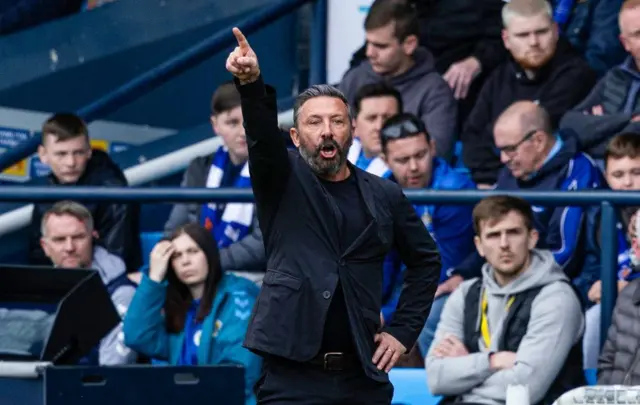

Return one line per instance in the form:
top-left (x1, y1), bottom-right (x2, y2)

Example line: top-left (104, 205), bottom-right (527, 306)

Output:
top-left (426, 250), bottom-right (584, 405)
top-left (92, 246), bottom-right (138, 366)
top-left (339, 47), bottom-right (458, 160)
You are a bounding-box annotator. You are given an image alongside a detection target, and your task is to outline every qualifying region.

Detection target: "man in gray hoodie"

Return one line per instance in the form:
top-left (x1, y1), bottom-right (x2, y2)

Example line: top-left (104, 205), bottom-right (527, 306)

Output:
top-left (40, 200), bottom-right (138, 366)
top-left (339, 0), bottom-right (458, 160)
top-left (426, 195), bottom-right (584, 405)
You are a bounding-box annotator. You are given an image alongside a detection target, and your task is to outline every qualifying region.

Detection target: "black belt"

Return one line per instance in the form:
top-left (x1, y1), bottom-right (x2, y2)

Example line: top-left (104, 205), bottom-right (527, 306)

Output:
top-left (308, 352), bottom-right (359, 371)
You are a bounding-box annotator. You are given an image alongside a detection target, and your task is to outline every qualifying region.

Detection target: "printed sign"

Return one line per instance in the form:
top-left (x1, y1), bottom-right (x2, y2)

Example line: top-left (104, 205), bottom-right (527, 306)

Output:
top-left (90, 139), bottom-right (109, 152)
top-left (0, 127), bottom-right (33, 182)
top-left (110, 142), bottom-right (130, 154)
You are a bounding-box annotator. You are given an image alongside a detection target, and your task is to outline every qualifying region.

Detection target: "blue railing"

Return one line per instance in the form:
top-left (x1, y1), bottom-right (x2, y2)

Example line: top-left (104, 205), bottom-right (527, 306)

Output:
top-left (6, 186), bottom-right (639, 346)
top-left (0, 0), bottom-right (328, 173)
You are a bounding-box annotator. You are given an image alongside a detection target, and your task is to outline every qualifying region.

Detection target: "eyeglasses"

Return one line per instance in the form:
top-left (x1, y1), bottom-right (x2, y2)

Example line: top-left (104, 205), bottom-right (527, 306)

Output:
top-left (380, 119), bottom-right (426, 140)
top-left (495, 129), bottom-right (538, 156)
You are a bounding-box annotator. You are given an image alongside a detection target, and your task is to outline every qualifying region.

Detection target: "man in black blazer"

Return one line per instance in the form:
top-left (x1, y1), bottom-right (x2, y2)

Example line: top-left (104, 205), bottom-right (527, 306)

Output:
top-left (226, 28), bottom-right (441, 404)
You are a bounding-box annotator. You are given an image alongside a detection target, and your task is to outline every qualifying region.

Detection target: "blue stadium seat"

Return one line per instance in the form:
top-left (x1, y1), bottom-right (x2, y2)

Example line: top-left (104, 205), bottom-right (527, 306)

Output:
top-left (388, 368), bottom-right (598, 404)
top-left (585, 368), bottom-right (597, 385)
top-left (389, 368), bottom-right (442, 405)
top-left (451, 141), bottom-right (470, 174)
top-left (140, 231), bottom-right (164, 267)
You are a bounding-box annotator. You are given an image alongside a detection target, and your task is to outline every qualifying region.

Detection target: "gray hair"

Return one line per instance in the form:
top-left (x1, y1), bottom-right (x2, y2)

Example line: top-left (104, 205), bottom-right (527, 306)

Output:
top-left (502, 0), bottom-right (553, 28)
top-left (293, 84), bottom-right (354, 129)
top-left (41, 200), bottom-right (94, 237)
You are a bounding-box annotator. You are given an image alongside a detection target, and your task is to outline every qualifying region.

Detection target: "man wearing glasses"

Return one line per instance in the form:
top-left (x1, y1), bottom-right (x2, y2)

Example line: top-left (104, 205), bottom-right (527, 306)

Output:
top-left (378, 113), bottom-right (478, 356)
top-left (469, 101), bottom-right (602, 283)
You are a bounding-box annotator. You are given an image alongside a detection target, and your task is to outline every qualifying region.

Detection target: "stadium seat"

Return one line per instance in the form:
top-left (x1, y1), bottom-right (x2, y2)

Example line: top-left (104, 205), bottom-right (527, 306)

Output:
top-left (140, 231), bottom-right (164, 266)
top-left (451, 141), bottom-right (470, 174)
top-left (389, 368), bottom-right (442, 405)
top-left (585, 368), bottom-right (597, 385)
top-left (388, 368), bottom-right (598, 403)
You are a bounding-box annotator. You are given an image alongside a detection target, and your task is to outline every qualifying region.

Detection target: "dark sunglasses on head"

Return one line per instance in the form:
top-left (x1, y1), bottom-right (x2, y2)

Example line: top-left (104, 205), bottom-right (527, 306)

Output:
top-left (380, 119), bottom-right (426, 140)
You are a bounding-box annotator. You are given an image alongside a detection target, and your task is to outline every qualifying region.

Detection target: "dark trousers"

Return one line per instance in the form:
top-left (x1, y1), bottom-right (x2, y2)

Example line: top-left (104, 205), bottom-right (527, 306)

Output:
top-left (256, 356), bottom-right (394, 405)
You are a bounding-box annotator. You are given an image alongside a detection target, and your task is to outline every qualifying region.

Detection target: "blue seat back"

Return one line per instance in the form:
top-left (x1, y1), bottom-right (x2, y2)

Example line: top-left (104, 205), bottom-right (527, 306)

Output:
top-left (585, 368), bottom-right (597, 385)
top-left (140, 231), bottom-right (164, 268)
top-left (389, 368), bottom-right (442, 405)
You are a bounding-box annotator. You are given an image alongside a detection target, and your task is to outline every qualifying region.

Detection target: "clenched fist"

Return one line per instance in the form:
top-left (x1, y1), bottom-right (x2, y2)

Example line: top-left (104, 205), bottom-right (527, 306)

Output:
top-left (226, 27), bottom-right (260, 85)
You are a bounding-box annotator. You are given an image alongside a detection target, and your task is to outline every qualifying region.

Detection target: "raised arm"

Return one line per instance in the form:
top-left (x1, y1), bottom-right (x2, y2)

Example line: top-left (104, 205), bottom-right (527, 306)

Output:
top-left (226, 28), bottom-right (291, 206)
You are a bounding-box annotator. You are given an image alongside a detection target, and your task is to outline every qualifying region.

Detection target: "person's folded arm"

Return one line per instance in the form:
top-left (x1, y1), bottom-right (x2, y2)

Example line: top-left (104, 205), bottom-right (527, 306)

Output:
top-left (426, 282), bottom-right (494, 396)
top-left (469, 282), bottom-right (583, 403)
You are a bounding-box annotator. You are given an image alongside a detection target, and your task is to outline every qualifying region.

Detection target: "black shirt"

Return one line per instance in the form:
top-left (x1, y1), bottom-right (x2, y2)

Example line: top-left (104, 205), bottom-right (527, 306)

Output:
top-left (318, 171), bottom-right (370, 354)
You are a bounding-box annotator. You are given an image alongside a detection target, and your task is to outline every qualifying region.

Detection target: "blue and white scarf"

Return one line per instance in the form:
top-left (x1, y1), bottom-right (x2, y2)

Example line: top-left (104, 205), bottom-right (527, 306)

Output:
top-left (200, 147), bottom-right (254, 249)
top-left (347, 138), bottom-right (391, 178)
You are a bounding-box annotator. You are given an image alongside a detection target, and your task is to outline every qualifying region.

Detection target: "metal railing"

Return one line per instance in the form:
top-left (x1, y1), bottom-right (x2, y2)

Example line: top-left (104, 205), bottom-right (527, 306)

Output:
top-left (4, 186), bottom-right (638, 346)
top-left (0, 0), bottom-right (327, 172)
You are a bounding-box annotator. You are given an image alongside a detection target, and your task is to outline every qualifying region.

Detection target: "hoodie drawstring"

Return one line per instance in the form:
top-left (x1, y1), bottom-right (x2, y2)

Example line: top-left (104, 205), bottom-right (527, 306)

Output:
top-left (480, 291), bottom-right (515, 349)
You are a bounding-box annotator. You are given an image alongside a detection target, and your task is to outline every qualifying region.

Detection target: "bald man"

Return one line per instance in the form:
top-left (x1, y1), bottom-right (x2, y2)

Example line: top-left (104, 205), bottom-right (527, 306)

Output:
top-left (497, 101), bottom-right (603, 279)
top-left (449, 101), bottom-right (604, 290)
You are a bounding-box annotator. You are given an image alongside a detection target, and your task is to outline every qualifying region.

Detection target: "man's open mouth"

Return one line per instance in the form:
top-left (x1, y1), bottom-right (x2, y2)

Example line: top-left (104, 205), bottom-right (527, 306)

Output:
top-left (319, 144), bottom-right (337, 159)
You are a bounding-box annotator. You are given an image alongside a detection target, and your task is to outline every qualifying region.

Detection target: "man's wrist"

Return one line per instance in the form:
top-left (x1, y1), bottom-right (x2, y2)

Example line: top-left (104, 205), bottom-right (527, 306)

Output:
top-left (239, 71), bottom-right (261, 86)
top-left (488, 352), bottom-right (497, 370)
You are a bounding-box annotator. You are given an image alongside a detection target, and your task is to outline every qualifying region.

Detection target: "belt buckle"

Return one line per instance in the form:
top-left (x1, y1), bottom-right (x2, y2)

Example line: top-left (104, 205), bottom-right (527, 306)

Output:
top-left (323, 352), bottom-right (344, 371)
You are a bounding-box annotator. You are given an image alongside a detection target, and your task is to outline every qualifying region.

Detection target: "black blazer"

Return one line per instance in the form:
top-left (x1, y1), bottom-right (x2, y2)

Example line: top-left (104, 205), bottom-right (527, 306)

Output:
top-left (237, 76), bottom-right (441, 382)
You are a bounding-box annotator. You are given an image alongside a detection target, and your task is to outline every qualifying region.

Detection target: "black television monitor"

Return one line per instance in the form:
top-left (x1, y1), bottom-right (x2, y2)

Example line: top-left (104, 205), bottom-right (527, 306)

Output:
top-left (0, 265), bottom-right (120, 365)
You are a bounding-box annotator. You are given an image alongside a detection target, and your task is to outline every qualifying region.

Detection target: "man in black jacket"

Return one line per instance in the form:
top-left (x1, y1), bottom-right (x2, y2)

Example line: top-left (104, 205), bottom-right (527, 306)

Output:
top-left (559, 0), bottom-right (640, 160)
top-left (226, 28), bottom-right (440, 404)
top-left (28, 113), bottom-right (142, 271)
top-left (460, 0), bottom-right (596, 187)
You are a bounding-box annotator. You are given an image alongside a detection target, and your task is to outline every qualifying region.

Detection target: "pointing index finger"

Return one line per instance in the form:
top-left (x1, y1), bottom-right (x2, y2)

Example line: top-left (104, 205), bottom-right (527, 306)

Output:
top-left (232, 27), bottom-right (249, 51)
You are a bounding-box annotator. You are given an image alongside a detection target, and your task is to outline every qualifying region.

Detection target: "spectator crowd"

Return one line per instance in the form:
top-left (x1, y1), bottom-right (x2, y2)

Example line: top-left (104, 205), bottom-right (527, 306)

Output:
top-left (6, 0), bottom-right (640, 404)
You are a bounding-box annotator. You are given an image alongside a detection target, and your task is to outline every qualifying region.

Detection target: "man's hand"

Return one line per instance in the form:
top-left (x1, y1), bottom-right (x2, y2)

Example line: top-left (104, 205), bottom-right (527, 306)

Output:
top-left (432, 334), bottom-right (469, 358)
top-left (632, 115), bottom-right (640, 122)
top-left (591, 105), bottom-right (604, 116)
top-left (372, 332), bottom-right (406, 373)
top-left (226, 27), bottom-right (260, 85)
top-left (489, 351), bottom-right (517, 370)
top-left (587, 280), bottom-right (601, 303)
top-left (435, 275), bottom-right (463, 297)
top-left (619, 280), bottom-right (629, 292)
top-left (589, 280), bottom-right (629, 303)
top-left (443, 57), bottom-right (481, 100)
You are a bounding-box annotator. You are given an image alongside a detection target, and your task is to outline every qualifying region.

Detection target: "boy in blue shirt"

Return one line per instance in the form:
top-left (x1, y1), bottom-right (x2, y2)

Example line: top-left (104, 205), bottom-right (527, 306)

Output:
top-left (582, 132), bottom-right (640, 369)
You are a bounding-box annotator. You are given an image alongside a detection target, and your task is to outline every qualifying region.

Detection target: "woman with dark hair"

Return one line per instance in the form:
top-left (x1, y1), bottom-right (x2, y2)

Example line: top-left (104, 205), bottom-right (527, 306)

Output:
top-left (123, 223), bottom-right (261, 405)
